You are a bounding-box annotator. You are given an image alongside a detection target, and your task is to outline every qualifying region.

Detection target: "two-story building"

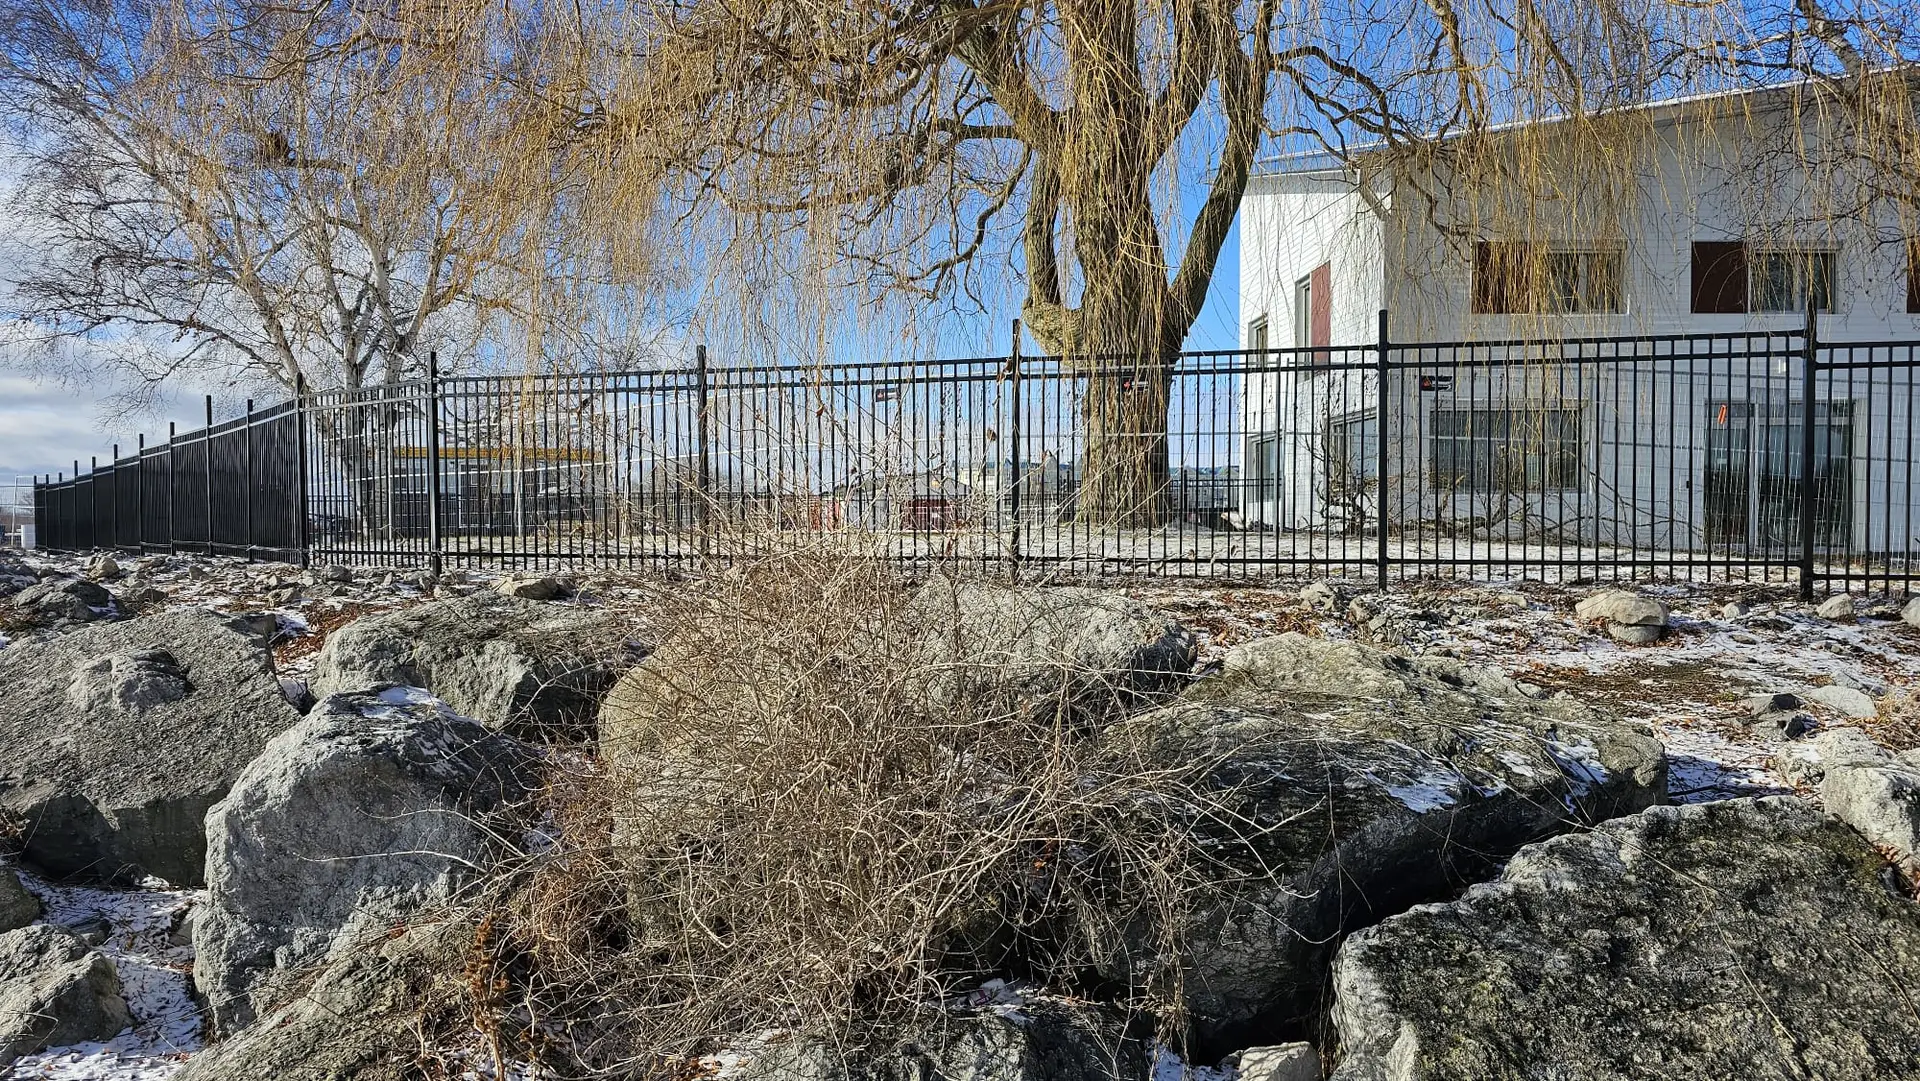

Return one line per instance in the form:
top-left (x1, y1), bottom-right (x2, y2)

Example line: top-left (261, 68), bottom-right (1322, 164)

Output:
top-left (1238, 77), bottom-right (1920, 561)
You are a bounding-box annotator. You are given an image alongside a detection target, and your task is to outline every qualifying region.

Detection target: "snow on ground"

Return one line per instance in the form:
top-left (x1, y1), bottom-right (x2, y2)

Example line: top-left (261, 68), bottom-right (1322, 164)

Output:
top-left (1132, 574), bottom-right (1920, 803)
top-left (1151, 1047), bottom-right (1236, 1081)
top-left (9, 869), bottom-right (202, 1081)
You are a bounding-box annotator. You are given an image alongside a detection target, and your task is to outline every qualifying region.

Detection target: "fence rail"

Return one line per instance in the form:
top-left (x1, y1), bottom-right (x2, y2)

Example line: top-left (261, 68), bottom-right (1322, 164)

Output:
top-left (30, 312), bottom-right (1920, 595)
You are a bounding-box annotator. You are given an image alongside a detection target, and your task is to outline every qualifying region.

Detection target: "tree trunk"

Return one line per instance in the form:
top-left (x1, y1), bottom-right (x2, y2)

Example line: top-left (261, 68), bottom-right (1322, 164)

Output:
top-left (1077, 367), bottom-right (1172, 527)
top-left (1067, 260), bottom-right (1181, 528)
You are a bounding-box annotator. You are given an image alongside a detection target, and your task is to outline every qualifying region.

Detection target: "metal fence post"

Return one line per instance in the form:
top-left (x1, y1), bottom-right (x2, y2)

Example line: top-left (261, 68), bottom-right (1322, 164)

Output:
top-left (204, 395), bottom-right (215, 557)
top-left (87, 457), bottom-right (96, 550)
top-left (166, 424), bottom-right (176, 554)
top-left (426, 352), bottom-right (445, 578)
top-left (1006, 319), bottom-right (1024, 582)
top-left (1799, 302), bottom-right (1819, 601)
top-left (109, 446), bottom-right (119, 551)
top-left (136, 435), bottom-right (145, 553)
top-left (243, 400), bottom-right (255, 560)
top-left (1376, 308), bottom-right (1392, 591)
top-left (695, 344), bottom-right (712, 562)
top-left (294, 375), bottom-right (311, 568)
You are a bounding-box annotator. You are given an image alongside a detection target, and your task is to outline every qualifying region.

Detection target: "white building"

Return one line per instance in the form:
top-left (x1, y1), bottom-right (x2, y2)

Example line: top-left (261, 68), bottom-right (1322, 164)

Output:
top-left (1237, 77), bottom-right (1920, 562)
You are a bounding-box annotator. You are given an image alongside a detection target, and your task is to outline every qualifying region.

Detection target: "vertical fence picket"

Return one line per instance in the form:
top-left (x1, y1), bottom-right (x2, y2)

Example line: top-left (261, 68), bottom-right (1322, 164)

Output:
top-left (427, 353), bottom-right (444, 578)
top-left (1375, 308), bottom-right (1391, 590)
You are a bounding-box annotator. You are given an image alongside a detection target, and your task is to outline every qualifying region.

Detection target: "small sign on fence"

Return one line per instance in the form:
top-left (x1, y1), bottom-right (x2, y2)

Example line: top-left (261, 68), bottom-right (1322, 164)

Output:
top-left (1419, 373), bottom-right (1454, 392)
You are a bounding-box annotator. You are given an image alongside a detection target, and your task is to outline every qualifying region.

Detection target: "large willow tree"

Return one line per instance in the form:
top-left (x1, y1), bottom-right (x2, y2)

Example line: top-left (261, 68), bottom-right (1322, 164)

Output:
top-left (569, 0), bottom-right (1917, 526)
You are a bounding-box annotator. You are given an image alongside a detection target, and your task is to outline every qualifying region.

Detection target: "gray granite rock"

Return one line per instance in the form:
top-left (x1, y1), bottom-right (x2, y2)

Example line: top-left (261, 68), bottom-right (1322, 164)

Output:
top-left (0, 925), bottom-right (131, 1065)
top-left (1573, 590), bottom-right (1667, 627)
top-left (902, 579), bottom-right (1195, 719)
top-left (1812, 727), bottom-right (1920, 868)
top-left (194, 688), bottom-right (538, 1033)
top-left (1329, 797), bottom-right (1920, 1081)
top-left (176, 921), bottom-right (467, 1081)
top-left (309, 593), bottom-right (632, 739)
top-left (1093, 633), bottom-right (1666, 1044)
top-left (721, 998), bottom-right (1148, 1081)
top-left (0, 867), bottom-right (38, 933)
top-left (0, 608), bottom-right (301, 884)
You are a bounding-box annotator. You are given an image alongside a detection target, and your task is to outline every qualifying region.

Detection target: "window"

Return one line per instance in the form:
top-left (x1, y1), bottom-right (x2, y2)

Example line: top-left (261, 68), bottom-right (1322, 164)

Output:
top-left (1429, 406), bottom-right (1582, 492)
top-left (1472, 243), bottom-right (1623, 314)
top-left (1906, 240), bottom-right (1919, 314)
top-left (1293, 276), bottom-right (1314, 348)
top-left (1248, 435), bottom-right (1282, 501)
top-left (1324, 413), bottom-right (1379, 482)
top-left (1690, 242), bottom-right (1837, 314)
top-left (1540, 251), bottom-right (1623, 313)
top-left (1691, 241), bottom-right (1748, 313)
top-left (1751, 250), bottom-right (1835, 313)
top-left (1294, 262), bottom-right (1331, 375)
top-left (1247, 315), bottom-right (1269, 354)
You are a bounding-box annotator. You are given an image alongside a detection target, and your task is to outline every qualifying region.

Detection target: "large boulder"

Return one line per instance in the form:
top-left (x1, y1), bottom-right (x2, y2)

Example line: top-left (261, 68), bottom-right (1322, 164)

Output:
top-left (0, 608), bottom-right (302, 885)
top-left (903, 580), bottom-right (1194, 718)
top-left (721, 998), bottom-right (1148, 1081)
top-left (9, 577), bottom-right (113, 622)
top-left (0, 867), bottom-right (38, 933)
top-left (1329, 797), bottom-right (1920, 1080)
top-left (0, 924), bottom-right (132, 1065)
top-left (1095, 633), bottom-right (1665, 1046)
top-left (194, 687), bottom-right (538, 1033)
top-left (308, 593), bottom-right (632, 739)
top-left (176, 920), bottom-right (468, 1081)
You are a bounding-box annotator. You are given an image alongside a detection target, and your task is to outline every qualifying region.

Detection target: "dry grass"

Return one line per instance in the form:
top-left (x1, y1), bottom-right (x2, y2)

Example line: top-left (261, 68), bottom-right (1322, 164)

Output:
top-left (481, 550), bottom-right (1257, 1077)
top-left (1863, 689), bottom-right (1920, 754)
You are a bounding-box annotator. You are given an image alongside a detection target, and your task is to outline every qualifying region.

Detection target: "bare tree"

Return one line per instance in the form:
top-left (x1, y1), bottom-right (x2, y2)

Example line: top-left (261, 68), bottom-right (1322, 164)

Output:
top-left (0, 0), bottom-right (628, 534)
top-left (0, 0), bottom-right (554, 402)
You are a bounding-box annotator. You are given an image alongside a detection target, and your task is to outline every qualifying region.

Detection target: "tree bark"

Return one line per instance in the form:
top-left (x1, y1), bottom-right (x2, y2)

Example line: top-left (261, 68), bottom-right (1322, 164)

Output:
top-left (1077, 366), bottom-right (1173, 528)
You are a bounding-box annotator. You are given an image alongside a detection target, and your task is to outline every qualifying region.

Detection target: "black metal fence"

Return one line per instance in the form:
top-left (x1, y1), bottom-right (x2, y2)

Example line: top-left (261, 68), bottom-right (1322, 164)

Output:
top-left (34, 398), bottom-right (304, 563)
top-left (31, 313), bottom-right (1920, 594)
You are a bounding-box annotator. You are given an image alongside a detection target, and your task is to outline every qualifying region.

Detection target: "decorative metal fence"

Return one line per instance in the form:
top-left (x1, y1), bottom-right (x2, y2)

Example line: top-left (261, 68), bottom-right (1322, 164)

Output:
top-left (33, 399), bottom-right (305, 563)
top-left (31, 313), bottom-right (1920, 594)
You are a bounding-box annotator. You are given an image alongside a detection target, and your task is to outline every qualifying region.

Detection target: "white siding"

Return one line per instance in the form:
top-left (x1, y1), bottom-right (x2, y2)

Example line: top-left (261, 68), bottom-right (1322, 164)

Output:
top-left (1238, 171), bottom-right (1388, 527)
top-left (1237, 93), bottom-right (1920, 555)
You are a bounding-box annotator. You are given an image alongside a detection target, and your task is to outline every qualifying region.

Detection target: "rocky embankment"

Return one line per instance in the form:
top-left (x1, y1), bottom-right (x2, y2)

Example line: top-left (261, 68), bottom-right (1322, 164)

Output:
top-left (0, 550), bottom-right (1918, 1079)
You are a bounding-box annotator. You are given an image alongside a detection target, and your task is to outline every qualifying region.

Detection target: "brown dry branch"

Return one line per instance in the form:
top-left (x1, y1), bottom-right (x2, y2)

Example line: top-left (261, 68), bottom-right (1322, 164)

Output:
top-left (479, 547), bottom-right (1284, 1078)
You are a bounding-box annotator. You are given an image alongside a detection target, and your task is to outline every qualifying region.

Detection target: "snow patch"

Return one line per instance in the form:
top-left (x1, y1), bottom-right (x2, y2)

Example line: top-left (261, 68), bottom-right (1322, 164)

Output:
top-left (1151, 1046), bottom-right (1236, 1081)
top-left (10, 869), bottom-right (203, 1081)
top-left (1546, 737), bottom-right (1611, 800)
top-left (1378, 770), bottom-right (1464, 814)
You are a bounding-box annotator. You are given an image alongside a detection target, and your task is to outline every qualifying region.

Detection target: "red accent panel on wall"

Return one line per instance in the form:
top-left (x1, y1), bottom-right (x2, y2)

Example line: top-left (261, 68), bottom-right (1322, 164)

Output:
top-left (1309, 261), bottom-right (1332, 361)
top-left (1691, 241), bottom-right (1748, 314)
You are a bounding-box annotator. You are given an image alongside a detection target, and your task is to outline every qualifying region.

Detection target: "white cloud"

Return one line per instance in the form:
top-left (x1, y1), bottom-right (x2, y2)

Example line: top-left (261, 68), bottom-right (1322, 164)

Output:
top-left (0, 373), bottom-right (209, 482)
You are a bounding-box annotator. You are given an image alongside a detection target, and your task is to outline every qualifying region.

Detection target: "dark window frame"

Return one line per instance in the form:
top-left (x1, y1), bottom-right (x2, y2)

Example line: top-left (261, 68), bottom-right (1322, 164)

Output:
top-left (1474, 242), bottom-right (1624, 314)
top-left (1428, 405), bottom-right (1584, 494)
top-left (1691, 241), bottom-right (1748, 313)
top-left (1906, 239), bottom-right (1920, 314)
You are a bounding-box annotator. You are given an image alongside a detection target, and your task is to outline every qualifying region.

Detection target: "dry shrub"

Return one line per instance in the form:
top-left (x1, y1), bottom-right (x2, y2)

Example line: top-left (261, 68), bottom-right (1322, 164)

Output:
top-left (496, 549), bottom-right (1256, 1077)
